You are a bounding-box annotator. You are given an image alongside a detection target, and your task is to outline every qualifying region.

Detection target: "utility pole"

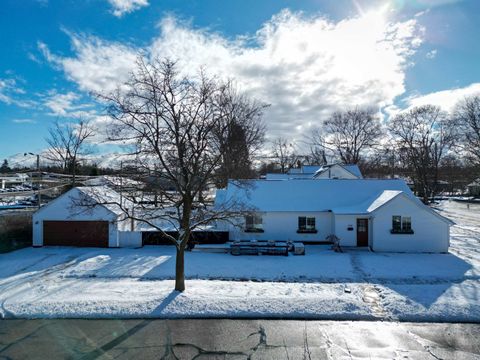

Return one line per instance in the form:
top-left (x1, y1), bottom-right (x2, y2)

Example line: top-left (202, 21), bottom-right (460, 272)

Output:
top-left (119, 160), bottom-right (123, 207)
top-left (25, 152), bottom-right (41, 209)
top-left (36, 154), bottom-right (41, 209)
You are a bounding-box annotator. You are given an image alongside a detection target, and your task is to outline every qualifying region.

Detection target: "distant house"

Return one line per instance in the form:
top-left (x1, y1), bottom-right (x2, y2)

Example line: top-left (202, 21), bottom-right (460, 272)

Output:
top-left (0, 173), bottom-right (29, 189)
top-left (265, 164), bottom-right (362, 180)
top-left (215, 179), bottom-right (453, 253)
top-left (467, 179), bottom-right (480, 197)
top-left (313, 164), bottom-right (362, 179)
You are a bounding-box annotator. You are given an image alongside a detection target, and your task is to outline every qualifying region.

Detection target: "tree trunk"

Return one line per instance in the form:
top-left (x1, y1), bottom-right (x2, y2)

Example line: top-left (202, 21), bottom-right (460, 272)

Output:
top-left (175, 248), bottom-right (185, 292)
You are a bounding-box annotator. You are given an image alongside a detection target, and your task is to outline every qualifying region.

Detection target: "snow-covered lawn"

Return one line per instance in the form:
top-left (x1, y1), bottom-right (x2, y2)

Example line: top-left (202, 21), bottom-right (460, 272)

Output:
top-left (0, 200), bottom-right (479, 321)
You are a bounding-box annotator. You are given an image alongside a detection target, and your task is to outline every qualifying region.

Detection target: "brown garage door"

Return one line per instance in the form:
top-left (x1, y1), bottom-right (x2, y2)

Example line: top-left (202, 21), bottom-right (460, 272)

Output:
top-left (43, 221), bottom-right (109, 247)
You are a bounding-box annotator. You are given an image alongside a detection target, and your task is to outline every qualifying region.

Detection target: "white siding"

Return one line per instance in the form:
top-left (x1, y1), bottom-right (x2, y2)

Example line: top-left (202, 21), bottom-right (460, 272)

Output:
top-left (371, 196), bottom-right (449, 253)
top-left (334, 215), bottom-right (376, 247)
top-left (118, 231), bottom-right (142, 247)
top-left (334, 214), bottom-right (368, 247)
top-left (227, 212), bottom-right (334, 242)
top-left (315, 165), bottom-right (358, 179)
top-left (32, 188), bottom-right (119, 247)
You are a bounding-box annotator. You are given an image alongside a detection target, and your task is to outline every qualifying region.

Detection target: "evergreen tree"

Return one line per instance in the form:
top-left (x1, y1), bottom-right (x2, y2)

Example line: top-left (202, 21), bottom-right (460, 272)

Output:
top-left (0, 159), bottom-right (11, 173)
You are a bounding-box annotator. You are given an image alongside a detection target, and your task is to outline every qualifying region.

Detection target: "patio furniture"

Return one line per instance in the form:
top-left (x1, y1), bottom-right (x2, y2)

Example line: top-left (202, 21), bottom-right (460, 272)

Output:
top-left (230, 240), bottom-right (289, 256)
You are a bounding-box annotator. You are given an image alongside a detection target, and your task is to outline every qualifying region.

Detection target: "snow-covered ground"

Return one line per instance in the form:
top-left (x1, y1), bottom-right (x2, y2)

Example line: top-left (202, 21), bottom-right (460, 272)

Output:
top-left (0, 200), bottom-right (479, 321)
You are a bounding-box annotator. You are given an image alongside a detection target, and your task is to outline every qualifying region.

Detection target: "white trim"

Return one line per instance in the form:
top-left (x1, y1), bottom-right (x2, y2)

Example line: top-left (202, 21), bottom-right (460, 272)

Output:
top-left (370, 192), bottom-right (454, 226)
top-left (33, 187), bottom-right (117, 219)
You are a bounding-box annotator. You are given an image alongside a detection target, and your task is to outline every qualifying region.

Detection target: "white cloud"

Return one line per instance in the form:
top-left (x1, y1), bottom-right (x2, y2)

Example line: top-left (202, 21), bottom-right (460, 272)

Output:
top-left (44, 91), bottom-right (96, 118)
top-left (37, 41), bottom-right (57, 64)
top-left (12, 119), bottom-right (37, 124)
top-left (42, 91), bottom-right (113, 144)
top-left (107, 0), bottom-right (149, 17)
top-left (0, 78), bottom-right (15, 104)
top-left (0, 78), bottom-right (34, 108)
top-left (41, 9), bottom-right (423, 140)
top-left (405, 83), bottom-right (480, 112)
top-left (44, 91), bottom-right (79, 116)
top-left (426, 49), bottom-right (437, 59)
top-left (415, 0), bottom-right (463, 6)
top-left (39, 36), bottom-right (138, 93)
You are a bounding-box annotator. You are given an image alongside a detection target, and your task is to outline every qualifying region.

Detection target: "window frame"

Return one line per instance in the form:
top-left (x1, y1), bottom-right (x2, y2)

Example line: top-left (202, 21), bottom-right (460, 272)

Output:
top-left (297, 216), bottom-right (317, 233)
top-left (391, 215), bottom-right (414, 234)
top-left (244, 214), bottom-right (264, 233)
top-left (402, 216), bottom-right (412, 232)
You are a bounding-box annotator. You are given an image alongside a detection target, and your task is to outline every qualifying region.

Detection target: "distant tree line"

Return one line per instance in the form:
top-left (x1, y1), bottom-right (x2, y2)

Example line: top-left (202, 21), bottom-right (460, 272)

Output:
top-left (35, 94), bottom-right (480, 203)
top-left (7, 88), bottom-right (479, 205)
top-left (263, 97), bottom-right (480, 203)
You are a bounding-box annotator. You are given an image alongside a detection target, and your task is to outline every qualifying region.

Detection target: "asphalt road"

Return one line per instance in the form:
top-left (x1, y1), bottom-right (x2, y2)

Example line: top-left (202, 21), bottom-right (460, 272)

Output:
top-left (0, 319), bottom-right (479, 359)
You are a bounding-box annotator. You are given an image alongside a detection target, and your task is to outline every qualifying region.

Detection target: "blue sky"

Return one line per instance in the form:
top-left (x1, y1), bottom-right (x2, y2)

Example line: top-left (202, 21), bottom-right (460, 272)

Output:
top-left (1, 0), bottom-right (480, 163)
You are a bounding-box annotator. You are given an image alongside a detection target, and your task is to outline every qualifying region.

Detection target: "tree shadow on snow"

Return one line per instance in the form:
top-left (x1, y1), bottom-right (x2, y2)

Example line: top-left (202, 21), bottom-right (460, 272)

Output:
top-left (153, 290), bottom-right (181, 315)
top-left (364, 252), bottom-right (476, 308)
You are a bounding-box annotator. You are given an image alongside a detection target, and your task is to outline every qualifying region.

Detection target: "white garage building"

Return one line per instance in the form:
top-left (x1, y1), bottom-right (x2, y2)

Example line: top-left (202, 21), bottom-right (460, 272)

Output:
top-left (32, 186), bottom-right (138, 248)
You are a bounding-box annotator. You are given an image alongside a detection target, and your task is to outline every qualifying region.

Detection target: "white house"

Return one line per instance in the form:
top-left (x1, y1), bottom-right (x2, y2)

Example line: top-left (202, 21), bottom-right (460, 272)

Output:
top-left (32, 186), bottom-right (141, 248)
top-left (265, 163), bottom-right (362, 180)
top-left (467, 179), bottom-right (480, 196)
top-left (215, 179), bottom-right (453, 253)
top-left (313, 163), bottom-right (363, 179)
top-left (1, 173), bottom-right (29, 189)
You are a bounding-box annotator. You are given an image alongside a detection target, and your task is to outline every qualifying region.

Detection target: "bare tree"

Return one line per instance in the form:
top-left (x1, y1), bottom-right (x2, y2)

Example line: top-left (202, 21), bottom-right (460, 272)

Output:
top-left (214, 83), bottom-right (267, 187)
top-left (305, 127), bottom-right (328, 165)
top-left (454, 95), bottom-right (480, 165)
top-left (271, 137), bottom-right (299, 173)
top-left (92, 58), bottom-right (254, 292)
top-left (45, 119), bottom-right (94, 186)
top-left (389, 105), bottom-right (456, 203)
top-left (323, 107), bottom-right (384, 164)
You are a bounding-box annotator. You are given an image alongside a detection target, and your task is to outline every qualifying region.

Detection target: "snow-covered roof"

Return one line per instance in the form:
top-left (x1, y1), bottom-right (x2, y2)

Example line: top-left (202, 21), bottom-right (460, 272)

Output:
top-left (266, 164), bottom-right (362, 180)
top-left (265, 173), bottom-right (314, 180)
top-left (313, 163), bottom-right (363, 179)
top-left (342, 164), bottom-right (363, 178)
top-left (467, 179), bottom-right (480, 187)
top-left (285, 165), bottom-right (322, 175)
top-left (366, 190), bottom-right (403, 212)
top-left (215, 179), bottom-right (453, 224)
top-left (34, 186), bottom-right (133, 220)
top-left (76, 186), bottom-right (134, 217)
top-left (217, 179), bottom-right (413, 212)
top-left (83, 176), bottom-right (143, 188)
top-left (299, 165), bottom-right (322, 174)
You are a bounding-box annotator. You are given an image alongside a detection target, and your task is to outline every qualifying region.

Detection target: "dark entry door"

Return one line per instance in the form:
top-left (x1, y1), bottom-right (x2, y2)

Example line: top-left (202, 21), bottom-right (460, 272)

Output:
top-left (356, 219), bottom-right (369, 247)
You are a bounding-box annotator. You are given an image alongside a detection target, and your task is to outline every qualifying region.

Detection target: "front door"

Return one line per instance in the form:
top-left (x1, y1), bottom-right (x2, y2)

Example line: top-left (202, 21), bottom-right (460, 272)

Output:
top-left (356, 218), bottom-right (368, 247)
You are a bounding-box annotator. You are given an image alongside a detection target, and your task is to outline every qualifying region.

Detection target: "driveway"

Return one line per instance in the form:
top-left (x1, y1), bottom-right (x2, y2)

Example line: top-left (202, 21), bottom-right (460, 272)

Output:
top-left (1, 319), bottom-right (479, 359)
